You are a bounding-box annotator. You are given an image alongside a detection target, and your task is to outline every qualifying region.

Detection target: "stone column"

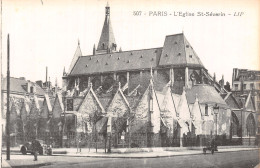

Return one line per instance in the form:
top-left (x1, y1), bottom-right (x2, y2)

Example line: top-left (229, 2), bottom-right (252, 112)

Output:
top-left (126, 72), bottom-right (129, 95)
top-left (140, 71), bottom-right (143, 80)
top-left (185, 67), bottom-right (189, 88)
top-left (154, 69), bottom-right (157, 80)
top-left (170, 68), bottom-right (174, 86)
top-left (126, 72), bottom-right (129, 83)
top-left (100, 75), bottom-right (104, 84)
top-left (113, 73), bottom-right (117, 81)
top-left (87, 76), bottom-right (91, 86)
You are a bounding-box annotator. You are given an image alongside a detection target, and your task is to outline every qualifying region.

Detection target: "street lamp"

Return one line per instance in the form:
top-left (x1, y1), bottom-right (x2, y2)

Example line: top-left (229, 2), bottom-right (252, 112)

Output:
top-left (213, 104), bottom-right (219, 137)
top-left (107, 117), bottom-right (112, 153)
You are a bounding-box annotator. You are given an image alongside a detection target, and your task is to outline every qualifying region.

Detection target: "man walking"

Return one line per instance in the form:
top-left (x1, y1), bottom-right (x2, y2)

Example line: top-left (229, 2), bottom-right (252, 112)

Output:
top-left (32, 139), bottom-right (41, 161)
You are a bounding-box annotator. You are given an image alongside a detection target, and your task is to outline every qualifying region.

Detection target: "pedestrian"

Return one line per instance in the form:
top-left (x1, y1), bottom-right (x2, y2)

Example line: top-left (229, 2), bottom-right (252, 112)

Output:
top-left (32, 139), bottom-right (41, 161)
top-left (210, 138), bottom-right (216, 155)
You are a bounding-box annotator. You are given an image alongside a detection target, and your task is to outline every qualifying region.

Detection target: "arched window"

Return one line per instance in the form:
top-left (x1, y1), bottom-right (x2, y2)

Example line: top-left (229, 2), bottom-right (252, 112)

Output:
top-left (246, 113), bottom-right (256, 136)
top-left (205, 104), bottom-right (208, 116)
top-left (91, 77), bottom-right (101, 90)
top-left (102, 76), bottom-right (115, 91)
top-left (118, 75), bottom-right (127, 87)
top-left (231, 112), bottom-right (239, 136)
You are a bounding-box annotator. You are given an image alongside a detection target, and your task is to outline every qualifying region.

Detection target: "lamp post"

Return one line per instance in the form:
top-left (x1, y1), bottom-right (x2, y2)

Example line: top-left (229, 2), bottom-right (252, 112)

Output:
top-left (213, 104), bottom-right (219, 137)
top-left (107, 116), bottom-right (112, 153)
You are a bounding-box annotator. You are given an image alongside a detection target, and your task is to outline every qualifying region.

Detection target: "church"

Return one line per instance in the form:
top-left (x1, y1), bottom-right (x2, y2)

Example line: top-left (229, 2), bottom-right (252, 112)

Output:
top-left (60, 3), bottom-right (240, 148)
top-left (4, 4), bottom-right (257, 149)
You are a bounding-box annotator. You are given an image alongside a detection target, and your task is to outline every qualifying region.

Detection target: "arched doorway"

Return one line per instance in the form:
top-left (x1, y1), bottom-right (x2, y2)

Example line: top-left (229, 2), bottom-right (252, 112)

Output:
top-left (246, 113), bottom-right (256, 136)
top-left (173, 122), bottom-right (181, 147)
top-left (231, 112), bottom-right (240, 137)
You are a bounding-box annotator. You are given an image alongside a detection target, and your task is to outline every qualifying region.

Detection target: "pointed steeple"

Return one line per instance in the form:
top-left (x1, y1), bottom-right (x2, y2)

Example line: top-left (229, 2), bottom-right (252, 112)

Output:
top-left (63, 67), bottom-right (66, 76)
top-left (68, 40), bottom-right (82, 74)
top-left (97, 3), bottom-right (117, 53)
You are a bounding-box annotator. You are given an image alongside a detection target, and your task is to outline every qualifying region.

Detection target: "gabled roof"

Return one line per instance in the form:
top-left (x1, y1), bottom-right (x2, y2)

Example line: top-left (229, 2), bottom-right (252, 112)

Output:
top-left (159, 33), bottom-right (204, 68)
top-left (224, 92), bottom-right (241, 110)
top-left (244, 92), bottom-right (256, 111)
top-left (106, 85), bottom-right (131, 116)
top-left (54, 93), bottom-right (64, 112)
top-left (77, 85), bottom-right (105, 113)
top-left (68, 42), bottom-right (82, 74)
top-left (186, 84), bottom-right (228, 107)
top-left (191, 95), bottom-right (202, 121)
top-left (177, 89), bottom-right (191, 120)
top-left (70, 48), bottom-right (161, 76)
top-left (1, 77), bottom-right (46, 97)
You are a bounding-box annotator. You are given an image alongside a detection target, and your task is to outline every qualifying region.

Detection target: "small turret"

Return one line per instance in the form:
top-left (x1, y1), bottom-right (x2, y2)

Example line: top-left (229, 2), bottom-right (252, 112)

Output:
top-left (93, 44), bottom-right (96, 55)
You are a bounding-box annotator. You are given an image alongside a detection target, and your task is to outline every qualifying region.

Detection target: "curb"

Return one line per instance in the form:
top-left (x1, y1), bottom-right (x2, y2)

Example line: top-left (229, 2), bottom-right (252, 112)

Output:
top-left (50, 148), bottom-right (258, 159)
top-left (3, 148), bottom-right (258, 159)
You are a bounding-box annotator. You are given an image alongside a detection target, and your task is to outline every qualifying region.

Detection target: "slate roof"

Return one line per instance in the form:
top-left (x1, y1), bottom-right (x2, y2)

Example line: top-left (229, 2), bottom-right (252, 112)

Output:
top-left (70, 47), bottom-right (162, 76)
top-left (69, 33), bottom-right (204, 76)
top-left (68, 42), bottom-right (82, 74)
top-left (186, 84), bottom-right (228, 107)
top-left (224, 92), bottom-right (241, 110)
top-left (159, 34), bottom-right (204, 68)
top-left (1, 77), bottom-right (46, 97)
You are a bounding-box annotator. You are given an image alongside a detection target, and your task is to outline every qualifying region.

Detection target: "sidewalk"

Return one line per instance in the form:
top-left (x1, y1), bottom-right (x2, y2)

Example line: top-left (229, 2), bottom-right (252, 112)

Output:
top-left (52, 146), bottom-right (258, 158)
top-left (2, 145), bottom-right (258, 158)
top-left (1, 159), bottom-right (11, 168)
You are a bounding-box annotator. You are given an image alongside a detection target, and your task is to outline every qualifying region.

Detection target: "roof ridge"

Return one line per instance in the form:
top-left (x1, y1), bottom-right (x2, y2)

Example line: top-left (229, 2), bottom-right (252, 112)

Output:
top-left (165, 33), bottom-right (184, 37)
top-left (82, 47), bottom-right (163, 57)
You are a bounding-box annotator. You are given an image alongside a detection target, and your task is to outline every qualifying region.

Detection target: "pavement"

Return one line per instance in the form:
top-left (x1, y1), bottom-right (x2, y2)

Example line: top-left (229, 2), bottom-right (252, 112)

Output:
top-left (1, 145), bottom-right (259, 168)
top-left (49, 146), bottom-right (259, 158)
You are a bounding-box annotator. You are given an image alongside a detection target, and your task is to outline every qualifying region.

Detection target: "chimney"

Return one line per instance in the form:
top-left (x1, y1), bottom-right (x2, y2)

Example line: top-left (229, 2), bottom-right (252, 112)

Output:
top-left (93, 44), bottom-right (96, 55)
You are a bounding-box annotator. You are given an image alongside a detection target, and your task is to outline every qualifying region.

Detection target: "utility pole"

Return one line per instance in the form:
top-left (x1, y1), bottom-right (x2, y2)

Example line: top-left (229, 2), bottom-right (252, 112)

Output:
top-left (6, 34), bottom-right (10, 160)
top-left (0, 0), bottom-right (3, 164)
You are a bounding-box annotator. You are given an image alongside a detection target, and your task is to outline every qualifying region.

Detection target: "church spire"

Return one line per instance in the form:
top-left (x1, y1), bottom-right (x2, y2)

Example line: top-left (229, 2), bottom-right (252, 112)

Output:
top-left (68, 40), bottom-right (82, 74)
top-left (97, 3), bottom-right (117, 53)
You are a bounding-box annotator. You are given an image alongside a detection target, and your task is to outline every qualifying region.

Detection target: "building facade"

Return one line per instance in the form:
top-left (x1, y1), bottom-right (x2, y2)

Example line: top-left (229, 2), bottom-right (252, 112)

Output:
top-left (2, 4), bottom-right (258, 148)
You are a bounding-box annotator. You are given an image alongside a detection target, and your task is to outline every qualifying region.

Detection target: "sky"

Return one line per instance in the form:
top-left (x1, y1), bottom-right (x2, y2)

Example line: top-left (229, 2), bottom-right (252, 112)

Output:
top-left (1, 0), bottom-right (259, 87)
